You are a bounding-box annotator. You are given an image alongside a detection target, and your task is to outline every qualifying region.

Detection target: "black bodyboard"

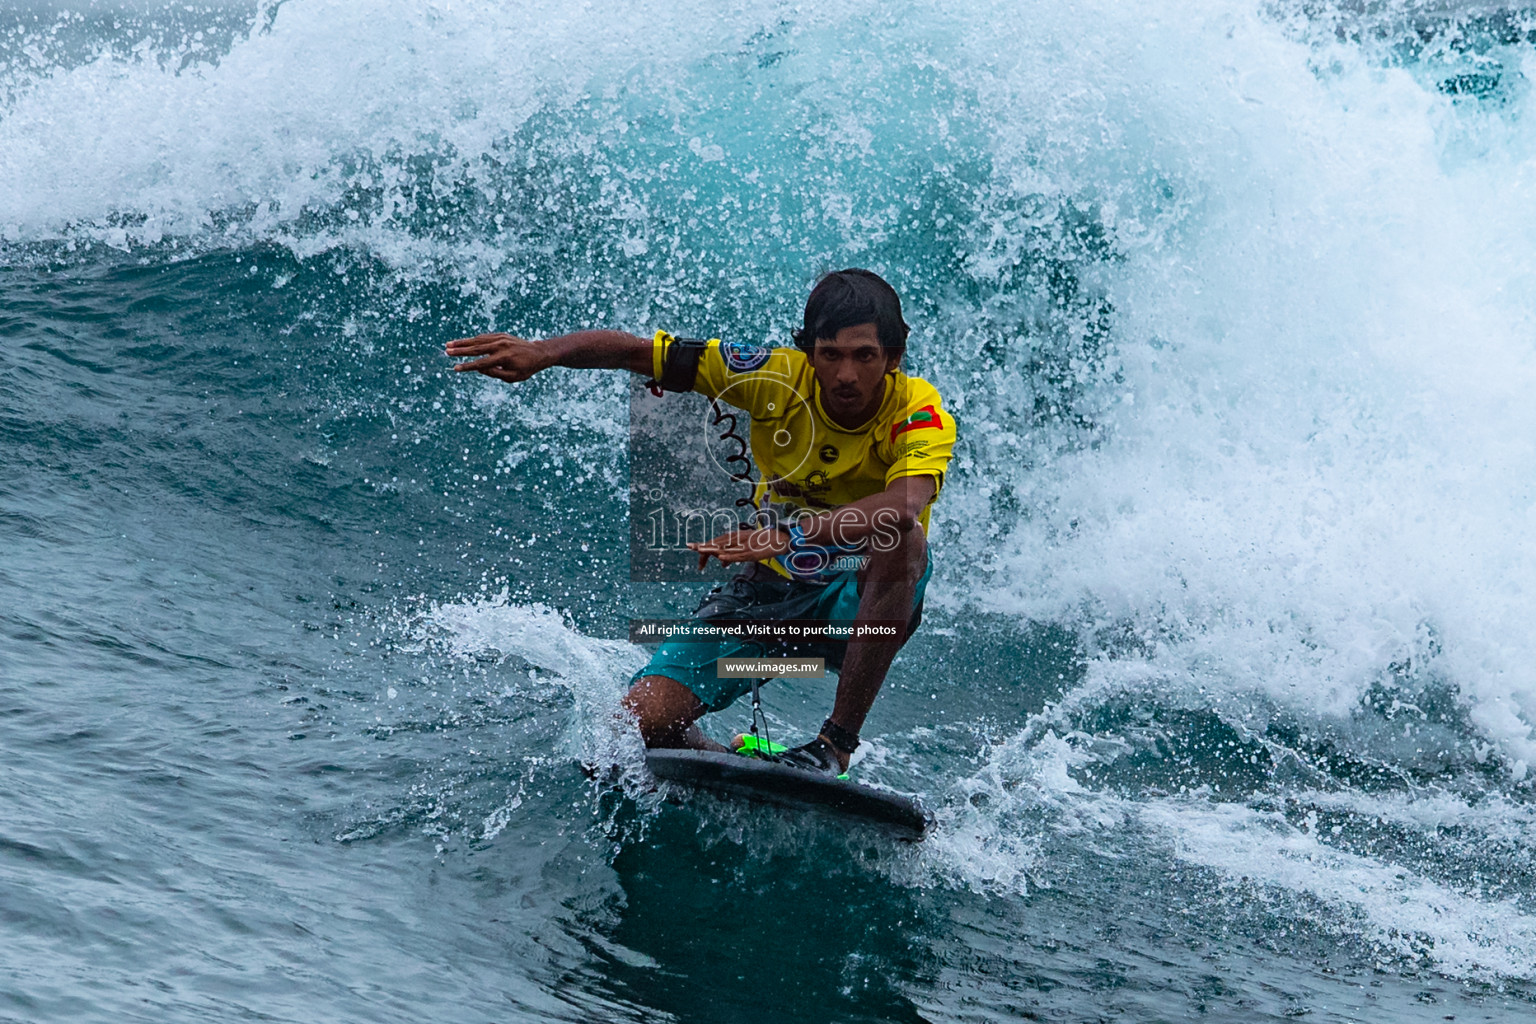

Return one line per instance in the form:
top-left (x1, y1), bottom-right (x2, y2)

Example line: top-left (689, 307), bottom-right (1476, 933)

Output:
top-left (645, 749), bottom-right (930, 841)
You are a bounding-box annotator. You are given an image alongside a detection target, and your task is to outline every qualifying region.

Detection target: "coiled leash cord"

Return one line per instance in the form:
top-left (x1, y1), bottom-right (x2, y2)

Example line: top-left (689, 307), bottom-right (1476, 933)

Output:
top-left (706, 399), bottom-right (760, 516)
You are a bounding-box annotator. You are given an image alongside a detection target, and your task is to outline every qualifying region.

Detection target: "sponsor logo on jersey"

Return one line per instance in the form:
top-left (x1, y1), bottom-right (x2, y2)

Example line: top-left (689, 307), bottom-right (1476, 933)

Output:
top-left (768, 480), bottom-right (835, 508)
top-left (818, 444), bottom-right (839, 463)
top-left (896, 439), bottom-right (930, 457)
top-left (889, 405), bottom-right (943, 443)
top-left (722, 340), bottom-right (770, 373)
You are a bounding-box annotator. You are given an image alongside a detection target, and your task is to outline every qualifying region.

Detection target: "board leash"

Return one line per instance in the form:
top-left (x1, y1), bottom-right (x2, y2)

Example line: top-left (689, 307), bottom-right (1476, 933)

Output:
top-left (748, 675), bottom-right (775, 760)
top-left (707, 398), bottom-right (759, 516)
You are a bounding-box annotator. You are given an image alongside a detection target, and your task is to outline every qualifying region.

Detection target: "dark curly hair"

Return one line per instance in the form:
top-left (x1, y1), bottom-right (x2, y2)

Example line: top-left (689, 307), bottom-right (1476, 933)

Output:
top-left (791, 269), bottom-right (909, 357)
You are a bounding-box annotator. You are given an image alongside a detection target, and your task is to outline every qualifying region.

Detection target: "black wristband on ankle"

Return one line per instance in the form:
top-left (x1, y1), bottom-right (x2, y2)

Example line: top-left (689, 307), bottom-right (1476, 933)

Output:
top-left (820, 718), bottom-right (860, 755)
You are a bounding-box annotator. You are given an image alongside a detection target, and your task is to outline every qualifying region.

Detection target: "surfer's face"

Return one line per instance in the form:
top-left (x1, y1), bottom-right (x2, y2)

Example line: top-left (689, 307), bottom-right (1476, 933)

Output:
top-left (811, 322), bottom-right (897, 427)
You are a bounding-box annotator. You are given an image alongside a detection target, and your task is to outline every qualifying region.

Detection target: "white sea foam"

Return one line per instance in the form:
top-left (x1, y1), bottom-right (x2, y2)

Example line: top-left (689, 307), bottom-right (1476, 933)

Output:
top-left (1294, 786), bottom-right (1536, 845)
top-left (1140, 797), bottom-right (1536, 981)
top-left (0, 0), bottom-right (884, 255)
top-left (926, 712), bottom-right (1536, 982)
top-left (420, 591), bottom-right (647, 772)
top-left (922, 729), bottom-right (1126, 895)
top-left (929, 0), bottom-right (1536, 775)
top-left (423, 592), bottom-right (634, 678)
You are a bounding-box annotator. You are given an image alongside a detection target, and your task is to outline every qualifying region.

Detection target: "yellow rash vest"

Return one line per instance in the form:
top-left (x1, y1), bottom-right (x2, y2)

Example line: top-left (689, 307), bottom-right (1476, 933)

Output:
top-left (650, 330), bottom-right (956, 538)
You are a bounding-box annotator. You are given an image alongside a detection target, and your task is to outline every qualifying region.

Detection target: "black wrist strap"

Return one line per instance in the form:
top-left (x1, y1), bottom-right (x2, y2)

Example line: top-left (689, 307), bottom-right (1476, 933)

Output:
top-left (820, 718), bottom-right (860, 755)
top-left (651, 336), bottom-right (708, 393)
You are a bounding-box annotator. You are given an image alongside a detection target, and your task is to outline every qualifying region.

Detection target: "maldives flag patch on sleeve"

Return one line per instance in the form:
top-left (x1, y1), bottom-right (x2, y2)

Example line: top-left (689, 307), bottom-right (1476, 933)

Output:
top-left (890, 405), bottom-right (943, 442)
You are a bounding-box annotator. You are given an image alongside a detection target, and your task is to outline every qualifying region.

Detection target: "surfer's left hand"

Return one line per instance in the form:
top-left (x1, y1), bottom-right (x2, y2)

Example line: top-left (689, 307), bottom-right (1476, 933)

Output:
top-left (446, 332), bottom-right (550, 382)
top-left (688, 526), bottom-right (790, 570)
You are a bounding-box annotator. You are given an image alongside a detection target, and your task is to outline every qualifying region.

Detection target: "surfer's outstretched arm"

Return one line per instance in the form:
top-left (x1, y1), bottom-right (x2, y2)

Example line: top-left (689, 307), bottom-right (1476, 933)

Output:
top-left (445, 330), bottom-right (652, 381)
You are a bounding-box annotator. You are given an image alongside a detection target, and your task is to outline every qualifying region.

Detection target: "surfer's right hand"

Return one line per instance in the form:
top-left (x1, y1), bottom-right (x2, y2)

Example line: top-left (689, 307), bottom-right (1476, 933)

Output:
top-left (446, 332), bottom-right (550, 383)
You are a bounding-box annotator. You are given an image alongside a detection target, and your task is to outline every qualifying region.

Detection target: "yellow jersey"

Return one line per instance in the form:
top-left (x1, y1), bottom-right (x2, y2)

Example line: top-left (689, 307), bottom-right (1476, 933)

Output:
top-left (651, 331), bottom-right (956, 535)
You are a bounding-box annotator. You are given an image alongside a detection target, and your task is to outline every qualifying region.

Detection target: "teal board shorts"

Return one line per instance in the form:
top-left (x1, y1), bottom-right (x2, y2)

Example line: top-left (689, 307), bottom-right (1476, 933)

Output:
top-left (631, 558), bottom-right (932, 712)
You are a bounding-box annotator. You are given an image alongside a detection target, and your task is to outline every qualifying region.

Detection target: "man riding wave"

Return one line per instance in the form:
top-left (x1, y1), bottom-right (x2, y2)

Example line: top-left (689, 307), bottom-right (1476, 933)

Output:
top-left (446, 269), bottom-right (955, 776)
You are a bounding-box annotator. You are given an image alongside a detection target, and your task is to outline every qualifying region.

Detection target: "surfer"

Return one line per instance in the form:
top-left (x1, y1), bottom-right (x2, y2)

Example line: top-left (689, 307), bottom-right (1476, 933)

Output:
top-left (446, 269), bottom-right (955, 776)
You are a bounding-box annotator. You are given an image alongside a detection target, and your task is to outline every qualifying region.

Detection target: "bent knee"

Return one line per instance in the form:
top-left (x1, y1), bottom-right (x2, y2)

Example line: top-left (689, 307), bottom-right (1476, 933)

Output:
top-left (623, 674), bottom-right (705, 743)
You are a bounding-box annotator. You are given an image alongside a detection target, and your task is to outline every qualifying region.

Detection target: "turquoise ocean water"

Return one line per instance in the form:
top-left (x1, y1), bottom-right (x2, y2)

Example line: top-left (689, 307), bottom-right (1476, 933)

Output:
top-left (4, 1), bottom-right (1536, 1020)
